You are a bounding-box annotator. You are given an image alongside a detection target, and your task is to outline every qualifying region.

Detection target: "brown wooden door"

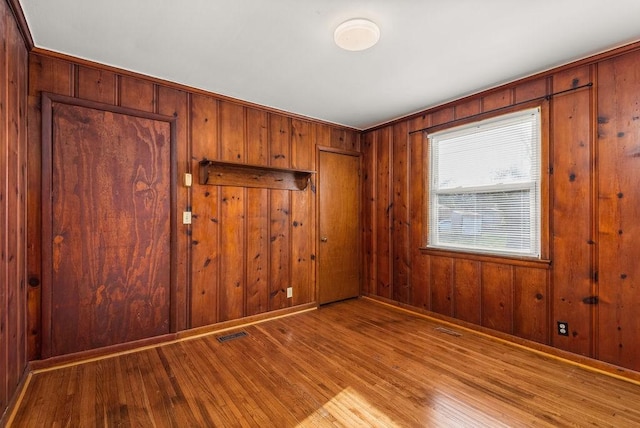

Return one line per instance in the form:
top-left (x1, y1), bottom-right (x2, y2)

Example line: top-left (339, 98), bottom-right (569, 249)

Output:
top-left (318, 150), bottom-right (361, 304)
top-left (42, 95), bottom-right (175, 357)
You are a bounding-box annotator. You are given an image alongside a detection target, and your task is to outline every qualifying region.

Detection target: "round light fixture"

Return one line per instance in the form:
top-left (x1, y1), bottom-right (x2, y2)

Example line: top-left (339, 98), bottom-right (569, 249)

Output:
top-left (334, 18), bottom-right (380, 51)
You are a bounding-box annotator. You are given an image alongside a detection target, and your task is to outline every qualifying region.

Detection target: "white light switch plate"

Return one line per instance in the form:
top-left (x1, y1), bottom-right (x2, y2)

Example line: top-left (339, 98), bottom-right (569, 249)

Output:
top-left (183, 211), bottom-right (192, 224)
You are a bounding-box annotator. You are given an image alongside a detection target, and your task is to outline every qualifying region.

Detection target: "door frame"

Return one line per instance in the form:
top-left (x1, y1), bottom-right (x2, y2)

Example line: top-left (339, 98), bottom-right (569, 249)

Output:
top-left (40, 93), bottom-right (178, 358)
top-left (315, 146), bottom-right (362, 305)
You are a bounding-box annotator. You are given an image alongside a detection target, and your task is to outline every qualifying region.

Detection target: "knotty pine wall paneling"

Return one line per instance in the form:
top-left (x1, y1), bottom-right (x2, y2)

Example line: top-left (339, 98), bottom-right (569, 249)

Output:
top-left (362, 42), bottom-right (640, 371)
top-left (550, 66), bottom-right (595, 357)
top-left (597, 50), bottom-right (640, 369)
top-left (268, 114), bottom-right (292, 311)
top-left (392, 121), bottom-right (411, 304)
top-left (375, 127), bottom-right (392, 299)
top-left (361, 131), bottom-right (376, 296)
top-left (190, 94), bottom-right (220, 326)
top-left (27, 51), bottom-right (358, 357)
top-left (1, 0), bottom-right (28, 417)
top-left (245, 108), bottom-right (269, 316)
top-left (408, 115), bottom-right (430, 311)
top-left (290, 119), bottom-right (314, 306)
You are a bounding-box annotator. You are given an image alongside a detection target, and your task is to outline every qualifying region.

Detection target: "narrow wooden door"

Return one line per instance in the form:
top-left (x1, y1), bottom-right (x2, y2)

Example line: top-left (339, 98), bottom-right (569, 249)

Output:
top-left (318, 150), bottom-right (361, 304)
top-left (42, 95), bottom-right (175, 357)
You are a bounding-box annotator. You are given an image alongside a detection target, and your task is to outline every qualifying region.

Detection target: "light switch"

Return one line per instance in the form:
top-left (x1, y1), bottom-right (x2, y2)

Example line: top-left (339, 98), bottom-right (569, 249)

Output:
top-left (184, 173), bottom-right (193, 187)
top-left (183, 211), bottom-right (192, 225)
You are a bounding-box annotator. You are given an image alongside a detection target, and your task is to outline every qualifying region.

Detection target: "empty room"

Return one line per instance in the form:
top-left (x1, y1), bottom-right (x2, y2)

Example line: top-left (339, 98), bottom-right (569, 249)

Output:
top-left (3, 0), bottom-right (640, 426)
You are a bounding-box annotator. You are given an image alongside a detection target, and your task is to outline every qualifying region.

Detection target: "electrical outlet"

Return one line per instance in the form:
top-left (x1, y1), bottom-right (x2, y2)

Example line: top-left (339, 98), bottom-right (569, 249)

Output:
top-left (182, 211), bottom-right (192, 225)
top-left (557, 321), bottom-right (569, 336)
top-left (286, 287), bottom-right (293, 298)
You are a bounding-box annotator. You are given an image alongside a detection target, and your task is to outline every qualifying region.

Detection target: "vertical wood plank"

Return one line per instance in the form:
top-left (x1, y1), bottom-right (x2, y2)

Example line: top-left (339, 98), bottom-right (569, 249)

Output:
top-left (408, 116), bottom-right (430, 310)
top-left (190, 94), bottom-right (219, 327)
top-left (246, 188), bottom-right (269, 315)
top-left (291, 119), bottom-right (312, 170)
top-left (515, 78), bottom-right (548, 103)
top-left (430, 256), bottom-right (453, 316)
top-left (481, 263), bottom-right (514, 334)
top-left (430, 108), bottom-right (454, 127)
top-left (482, 88), bottom-right (513, 111)
top-left (514, 267), bottom-right (549, 344)
top-left (453, 260), bottom-right (481, 324)
top-left (454, 99), bottom-right (481, 120)
top-left (219, 101), bottom-right (245, 162)
top-left (119, 76), bottom-right (155, 112)
top-left (269, 113), bottom-right (291, 168)
top-left (551, 66), bottom-right (593, 356)
top-left (2, 3), bottom-right (28, 413)
top-left (392, 121), bottom-right (410, 304)
top-left (28, 54), bottom-right (73, 97)
top-left (219, 188), bottom-right (245, 321)
top-left (0, 6), bottom-right (8, 409)
top-left (269, 190), bottom-right (291, 310)
top-left (269, 113), bottom-right (292, 309)
top-left (218, 100), bottom-right (246, 321)
top-left (245, 109), bottom-right (269, 315)
top-left (375, 128), bottom-right (392, 299)
top-left (291, 119), bottom-right (313, 305)
top-left (597, 52), bottom-right (640, 371)
top-left (362, 132), bottom-right (376, 296)
top-left (76, 66), bottom-right (116, 104)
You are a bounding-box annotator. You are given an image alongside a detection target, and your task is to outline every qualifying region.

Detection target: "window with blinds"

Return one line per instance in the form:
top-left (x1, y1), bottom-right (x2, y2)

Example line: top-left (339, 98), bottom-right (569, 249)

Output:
top-left (427, 107), bottom-right (541, 258)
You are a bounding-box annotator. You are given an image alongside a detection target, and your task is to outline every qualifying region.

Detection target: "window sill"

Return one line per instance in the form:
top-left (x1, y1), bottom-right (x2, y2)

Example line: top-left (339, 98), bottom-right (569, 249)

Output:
top-left (418, 247), bottom-right (551, 269)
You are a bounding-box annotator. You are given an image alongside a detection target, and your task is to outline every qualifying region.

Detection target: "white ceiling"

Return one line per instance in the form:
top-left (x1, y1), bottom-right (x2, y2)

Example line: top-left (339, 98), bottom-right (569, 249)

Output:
top-left (18, 0), bottom-right (640, 130)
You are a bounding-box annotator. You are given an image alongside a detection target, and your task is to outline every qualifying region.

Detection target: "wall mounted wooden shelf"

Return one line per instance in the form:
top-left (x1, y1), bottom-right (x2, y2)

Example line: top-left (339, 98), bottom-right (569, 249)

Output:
top-left (199, 160), bottom-right (315, 191)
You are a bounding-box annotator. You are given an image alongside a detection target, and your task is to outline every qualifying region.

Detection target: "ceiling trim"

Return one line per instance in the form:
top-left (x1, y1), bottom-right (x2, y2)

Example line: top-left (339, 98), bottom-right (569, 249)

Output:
top-left (30, 46), bottom-right (360, 132)
top-left (364, 39), bottom-right (640, 133)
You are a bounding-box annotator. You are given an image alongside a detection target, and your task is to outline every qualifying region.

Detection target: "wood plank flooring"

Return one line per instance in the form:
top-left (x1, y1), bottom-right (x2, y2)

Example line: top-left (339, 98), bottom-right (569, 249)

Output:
top-left (8, 298), bottom-right (640, 427)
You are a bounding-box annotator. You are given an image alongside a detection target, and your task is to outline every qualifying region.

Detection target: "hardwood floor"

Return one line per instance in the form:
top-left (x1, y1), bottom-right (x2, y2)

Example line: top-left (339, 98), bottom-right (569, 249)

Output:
top-left (8, 298), bottom-right (640, 427)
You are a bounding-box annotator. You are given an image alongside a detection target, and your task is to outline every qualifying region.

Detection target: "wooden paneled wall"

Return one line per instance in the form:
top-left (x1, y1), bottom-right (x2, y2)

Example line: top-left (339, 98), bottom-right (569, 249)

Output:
top-left (1, 0), bottom-right (28, 418)
top-left (362, 44), bottom-right (640, 372)
top-left (26, 51), bottom-right (359, 360)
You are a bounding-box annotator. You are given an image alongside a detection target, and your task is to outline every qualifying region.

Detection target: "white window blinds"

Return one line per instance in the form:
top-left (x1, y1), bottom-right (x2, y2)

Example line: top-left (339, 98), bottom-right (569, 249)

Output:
top-left (427, 107), bottom-right (541, 258)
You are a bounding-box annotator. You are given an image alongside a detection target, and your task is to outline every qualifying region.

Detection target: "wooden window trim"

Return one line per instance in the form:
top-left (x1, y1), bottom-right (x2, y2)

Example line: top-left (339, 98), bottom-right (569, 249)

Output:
top-left (422, 100), bottom-right (551, 261)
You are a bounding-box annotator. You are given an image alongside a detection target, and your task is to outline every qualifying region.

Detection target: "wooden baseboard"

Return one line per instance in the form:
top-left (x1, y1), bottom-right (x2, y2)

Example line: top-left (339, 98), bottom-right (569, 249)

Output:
top-left (361, 294), bottom-right (640, 385)
top-left (0, 367), bottom-right (31, 427)
top-left (29, 302), bottom-right (317, 373)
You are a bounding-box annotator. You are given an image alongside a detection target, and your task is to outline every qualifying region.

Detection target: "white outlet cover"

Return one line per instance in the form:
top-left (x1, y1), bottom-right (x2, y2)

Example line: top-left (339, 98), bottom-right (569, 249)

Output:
top-left (286, 287), bottom-right (293, 298)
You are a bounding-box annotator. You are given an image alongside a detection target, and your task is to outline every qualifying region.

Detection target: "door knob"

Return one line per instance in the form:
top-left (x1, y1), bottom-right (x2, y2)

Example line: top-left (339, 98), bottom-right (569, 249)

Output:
top-left (321, 237), bottom-right (328, 242)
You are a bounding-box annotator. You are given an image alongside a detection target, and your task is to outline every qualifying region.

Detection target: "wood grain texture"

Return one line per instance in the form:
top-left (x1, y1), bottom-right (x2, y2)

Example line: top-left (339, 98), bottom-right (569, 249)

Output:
top-left (392, 121), bottom-right (410, 304)
top-left (10, 298), bottom-right (640, 427)
top-left (317, 151), bottom-right (361, 304)
top-left (27, 51), bottom-right (359, 360)
top-left (1, 0), bottom-right (28, 418)
top-left (361, 132), bottom-right (376, 296)
top-left (408, 119), bottom-right (430, 311)
top-left (360, 46), bottom-right (640, 373)
top-left (43, 100), bottom-right (174, 357)
top-left (190, 94), bottom-right (219, 327)
top-left (375, 127), bottom-right (392, 299)
top-left (481, 263), bottom-right (514, 334)
top-left (550, 66), bottom-right (594, 357)
top-left (597, 50), bottom-right (640, 370)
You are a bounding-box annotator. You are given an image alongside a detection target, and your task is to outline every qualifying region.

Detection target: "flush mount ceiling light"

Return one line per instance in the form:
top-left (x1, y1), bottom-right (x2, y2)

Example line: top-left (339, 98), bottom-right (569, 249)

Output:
top-left (334, 18), bottom-right (380, 51)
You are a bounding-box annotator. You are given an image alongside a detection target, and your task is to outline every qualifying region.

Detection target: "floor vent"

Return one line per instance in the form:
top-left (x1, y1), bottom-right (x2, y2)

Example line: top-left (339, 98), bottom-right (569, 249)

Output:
top-left (435, 327), bottom-right (462, 337)
top-left (216, 331), bottom-right (248, 343)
